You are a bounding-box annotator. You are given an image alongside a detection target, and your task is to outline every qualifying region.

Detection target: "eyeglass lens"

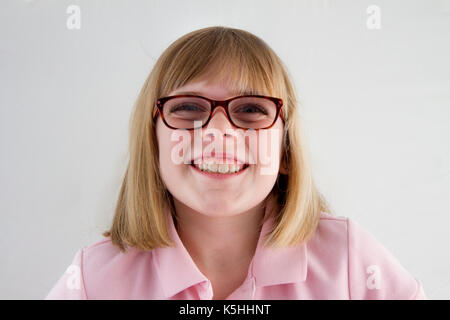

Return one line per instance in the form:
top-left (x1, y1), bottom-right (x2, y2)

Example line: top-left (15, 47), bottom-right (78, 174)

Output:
top-left (162, 96), bottom-right (277, 129)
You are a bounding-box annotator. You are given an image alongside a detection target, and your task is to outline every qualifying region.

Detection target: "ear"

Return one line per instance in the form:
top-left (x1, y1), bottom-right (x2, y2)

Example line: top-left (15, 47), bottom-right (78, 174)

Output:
top-left (279, 155), bottom-right (288, 175)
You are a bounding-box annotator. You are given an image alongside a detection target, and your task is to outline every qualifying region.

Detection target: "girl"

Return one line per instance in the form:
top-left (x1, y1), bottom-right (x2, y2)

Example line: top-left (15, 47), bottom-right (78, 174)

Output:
top-left (45, 26), bottom-right (426, 300)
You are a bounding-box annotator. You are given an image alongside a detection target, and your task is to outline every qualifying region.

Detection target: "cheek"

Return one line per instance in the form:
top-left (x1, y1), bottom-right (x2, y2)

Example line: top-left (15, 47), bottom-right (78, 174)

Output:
top-left (252, 127), bottom-right (283, 177)
top-left (156, 125), bottom-right (192, 185)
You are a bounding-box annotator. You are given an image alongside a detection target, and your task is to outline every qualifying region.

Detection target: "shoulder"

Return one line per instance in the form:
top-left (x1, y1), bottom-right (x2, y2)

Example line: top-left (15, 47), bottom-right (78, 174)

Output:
top-left (81, 236), bottom-right (153, 276)
top-left (308, 212), bottom-right (348, 251)
top-left (46, 237), bottom-right (158, 299)
top-left (79, 237), bottom-right (157, 298)
top-left (312, 212), bottom-right (425, 299)
top-left (317, 211), bottom-right (348, 235)
top-left (82, 236), bottom-right (133, 263)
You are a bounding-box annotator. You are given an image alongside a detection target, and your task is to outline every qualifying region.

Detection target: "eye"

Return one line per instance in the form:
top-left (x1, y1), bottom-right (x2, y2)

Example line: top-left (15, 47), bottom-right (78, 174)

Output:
top-left (170, 104), bottom-right (206, 112)
top-left (235, 104), bottom-right (268, 115)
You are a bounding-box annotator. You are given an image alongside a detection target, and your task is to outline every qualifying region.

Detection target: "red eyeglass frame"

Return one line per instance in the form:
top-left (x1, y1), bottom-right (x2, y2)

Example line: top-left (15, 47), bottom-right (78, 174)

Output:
top-left (152, 94), bottom-right (284, 130)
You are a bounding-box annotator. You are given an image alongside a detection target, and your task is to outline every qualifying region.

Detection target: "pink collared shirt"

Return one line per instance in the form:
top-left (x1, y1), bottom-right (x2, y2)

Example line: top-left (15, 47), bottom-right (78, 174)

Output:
top-left (45, 206), bottom-right (427, 300)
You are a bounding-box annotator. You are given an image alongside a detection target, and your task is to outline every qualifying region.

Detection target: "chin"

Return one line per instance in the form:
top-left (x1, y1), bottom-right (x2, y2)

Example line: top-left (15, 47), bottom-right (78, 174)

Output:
top-left (197, 202), bottom-right (239, 217)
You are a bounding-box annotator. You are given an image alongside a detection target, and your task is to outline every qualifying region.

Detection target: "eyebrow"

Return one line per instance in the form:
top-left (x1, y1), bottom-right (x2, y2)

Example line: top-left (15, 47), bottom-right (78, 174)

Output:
top-left (172, 90), bottom-right (260, 97)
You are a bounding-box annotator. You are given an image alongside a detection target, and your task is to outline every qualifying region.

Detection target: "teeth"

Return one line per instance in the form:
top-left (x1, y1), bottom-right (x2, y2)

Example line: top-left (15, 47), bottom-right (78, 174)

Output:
top-left (218, 164), bottom-right (229, 174)
top-left (193, 161), bottom-right (245, 174)
top-left (208, 163), bottom-right (218, 172)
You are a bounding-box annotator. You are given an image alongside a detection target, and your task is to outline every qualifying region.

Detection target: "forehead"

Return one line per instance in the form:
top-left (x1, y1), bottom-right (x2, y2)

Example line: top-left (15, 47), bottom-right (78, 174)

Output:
top-left (168, 74), bottom-right (266, 101)
top-left (169, 80), bottom-right (229, 99)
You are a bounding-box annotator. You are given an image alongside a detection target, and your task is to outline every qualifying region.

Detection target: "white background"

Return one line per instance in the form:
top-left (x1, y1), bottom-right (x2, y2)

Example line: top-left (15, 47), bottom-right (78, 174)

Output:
top-left (0, 0), bottom-right (449, 299)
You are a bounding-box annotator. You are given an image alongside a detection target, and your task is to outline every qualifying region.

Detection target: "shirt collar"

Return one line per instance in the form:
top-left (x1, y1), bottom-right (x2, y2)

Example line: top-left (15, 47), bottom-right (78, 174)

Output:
top-left (153, 194), bottom-right (308, 298)
top-left (250, 196), bottom-right (308, 287)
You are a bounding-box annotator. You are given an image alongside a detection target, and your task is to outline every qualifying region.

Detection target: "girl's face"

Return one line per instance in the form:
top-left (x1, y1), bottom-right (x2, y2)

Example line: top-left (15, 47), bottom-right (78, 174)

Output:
top-left (155, 77), bottom-right (285, 218)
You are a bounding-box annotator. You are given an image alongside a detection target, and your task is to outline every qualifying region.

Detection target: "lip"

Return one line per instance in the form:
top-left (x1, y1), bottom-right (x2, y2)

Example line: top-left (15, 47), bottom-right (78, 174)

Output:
top-left (191, 152), bottom-right (248, 165)
top-left (189, 162), bottom-right (250, 179)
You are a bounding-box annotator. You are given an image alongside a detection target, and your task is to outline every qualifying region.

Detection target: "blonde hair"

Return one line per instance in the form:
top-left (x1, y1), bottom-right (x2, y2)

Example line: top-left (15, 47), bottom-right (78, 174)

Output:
top-left (103, 26), bottom-right (332, 252)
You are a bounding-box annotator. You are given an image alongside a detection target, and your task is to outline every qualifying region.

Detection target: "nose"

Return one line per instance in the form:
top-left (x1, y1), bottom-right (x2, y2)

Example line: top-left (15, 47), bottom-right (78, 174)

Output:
top-left (205, 105), bottom-right (236, 134)
top-left (202, 105), bottom-right (242, 160)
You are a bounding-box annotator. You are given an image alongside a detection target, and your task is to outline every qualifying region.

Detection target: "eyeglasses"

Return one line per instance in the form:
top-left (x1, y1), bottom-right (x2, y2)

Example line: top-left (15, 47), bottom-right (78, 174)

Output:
top-left (153, 94), bottom-right (284, 130)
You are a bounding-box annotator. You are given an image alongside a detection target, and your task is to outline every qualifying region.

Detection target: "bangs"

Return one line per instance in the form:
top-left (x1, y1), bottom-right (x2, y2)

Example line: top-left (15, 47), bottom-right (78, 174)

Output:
top-left (157, 27), bottom-right (284, 100)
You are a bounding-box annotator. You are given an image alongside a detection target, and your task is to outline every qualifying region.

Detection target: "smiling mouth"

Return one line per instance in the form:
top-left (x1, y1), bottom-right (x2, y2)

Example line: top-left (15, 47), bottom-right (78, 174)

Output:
top-left (189, 161), bottom-right (250, 175)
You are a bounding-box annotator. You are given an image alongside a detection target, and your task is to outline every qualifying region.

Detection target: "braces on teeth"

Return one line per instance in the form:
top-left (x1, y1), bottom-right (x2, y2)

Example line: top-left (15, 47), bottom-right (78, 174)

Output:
top-left (193, 161), bottom-right (245, 174)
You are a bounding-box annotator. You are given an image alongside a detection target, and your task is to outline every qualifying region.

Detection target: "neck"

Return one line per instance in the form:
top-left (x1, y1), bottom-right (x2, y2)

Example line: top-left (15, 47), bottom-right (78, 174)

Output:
top-left (172, 199), bottom-right (268, 277)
